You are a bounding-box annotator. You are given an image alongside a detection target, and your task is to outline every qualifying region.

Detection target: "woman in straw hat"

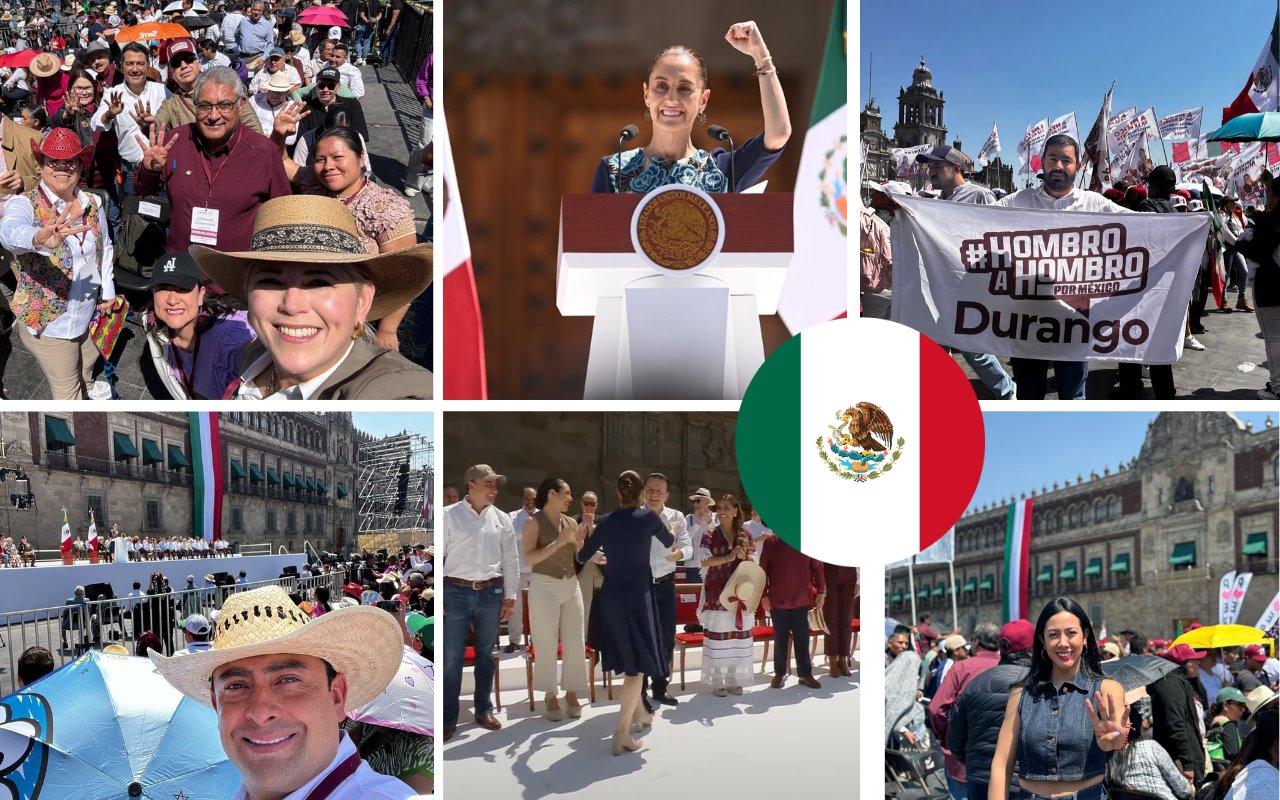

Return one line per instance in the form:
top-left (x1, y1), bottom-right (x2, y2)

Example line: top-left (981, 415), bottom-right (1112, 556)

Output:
top-left (0, 127), bottom-right (116, 399)
top-left (190, 194), bottom-right (432, 399)
top-left (149, 584), bottom-right (417, 799)
top-left (577, 470), bottom-right (674, 755)
top-left (29, 52), bottom-right (69, 116)
top-left (697, 493), bottom-right (756, 697)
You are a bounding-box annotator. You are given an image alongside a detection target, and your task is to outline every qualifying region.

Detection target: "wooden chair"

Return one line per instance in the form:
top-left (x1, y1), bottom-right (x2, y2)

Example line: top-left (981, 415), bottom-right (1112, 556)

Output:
top-left (673, 583), bottom-right (703, 689)
top-left (462, 622), bottom-right (501, 711)
top-left (751, 608), bottom-right (774, 672)
top-left (521, 587), bottom-right (598, 710)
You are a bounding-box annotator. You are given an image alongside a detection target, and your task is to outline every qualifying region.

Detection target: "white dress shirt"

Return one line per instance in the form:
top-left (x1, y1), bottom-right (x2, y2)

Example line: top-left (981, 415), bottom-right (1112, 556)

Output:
top-left (649, 506), bottom-right (691, 579)
top-left (220, 11), bottom-right (245, 48)
top-left (91, 81), bottom-right (171, 165)
top-left (0, 183), bottom-right (115, 339)
top-left (508, 507), bottom-right (535, 574)
top-left (742, 520), bottom-right (774, 564)
top-left (250, 93), bottom-right (297, 145)
top-left (336, 62), bottom-right (365, 98)
top-left (998, 185), bottom-right (1131, 213)
top-left (443, 499), bottom-right (519, 600)
top-left (683, 512), bottom-right (718, 570)
top-left (201, 52), bottom-right (232, 71)
top-left (235, 343), bottom-right (354, 400)
top-left (231, 733), bottom-right (415, 800)
top-left (249, 65), bottom-right (302, 95)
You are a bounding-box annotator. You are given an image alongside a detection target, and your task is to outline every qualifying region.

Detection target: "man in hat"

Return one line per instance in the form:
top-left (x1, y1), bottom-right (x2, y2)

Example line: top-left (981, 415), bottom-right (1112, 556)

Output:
top-left (928, 634), bottom-right (969, 698)
top-left (1149, 643), bottom-right (1210, 784)
top-left (930, 623), bottom-right (1002, 800)
top-left (249, 47), bottom-right (299, 95)
top-left (759, 536), bottom-right (824, 689)
top-left (181, 613), bottom-right (213, 653)
top-left (950, 620), bottom-right (1033, 800)
top-left (150, 585), bottom-right (414, 799)
top-left (440, 464), bottom-right (519, 741)
top-left (155, 39), bottom-right (263, 134)
top-left (642, 471), bottom-right (692, 708)
top-left (294, 65), bottom-right (368, 142)
top-left (135, 65), bottom-right (289, 255)
top-left (1101, 641), bottom-right (1121, 661)
top-left (1235, 644), bottom-right (1271, 693)
top-left (681, 488), bottom-right (716, 582)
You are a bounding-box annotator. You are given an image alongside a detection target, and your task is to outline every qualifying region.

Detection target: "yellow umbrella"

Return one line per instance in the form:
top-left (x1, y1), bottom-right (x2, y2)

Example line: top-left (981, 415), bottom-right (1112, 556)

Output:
top-left (1171, 624), bottom-right (1267, 650)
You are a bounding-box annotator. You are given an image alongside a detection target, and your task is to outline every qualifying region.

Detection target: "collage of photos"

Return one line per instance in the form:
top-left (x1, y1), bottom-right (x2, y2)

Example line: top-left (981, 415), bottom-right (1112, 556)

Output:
top-left (0, 0), bottom-right (1278, 798)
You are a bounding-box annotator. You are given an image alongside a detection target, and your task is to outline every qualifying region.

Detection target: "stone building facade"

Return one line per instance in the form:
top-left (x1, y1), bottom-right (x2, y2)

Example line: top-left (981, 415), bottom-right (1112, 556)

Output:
top-left (889, 413), bottom-right (1279, 637)
top-left (443, 412), bottom-right (744, 514)
top-left (3, 412), bottom-right (360, 555)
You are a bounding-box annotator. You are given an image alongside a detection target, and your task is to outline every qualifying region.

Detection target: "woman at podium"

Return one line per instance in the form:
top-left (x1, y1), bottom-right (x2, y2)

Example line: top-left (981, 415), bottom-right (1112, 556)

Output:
top-left (591, 21), bottom-right (790, 194)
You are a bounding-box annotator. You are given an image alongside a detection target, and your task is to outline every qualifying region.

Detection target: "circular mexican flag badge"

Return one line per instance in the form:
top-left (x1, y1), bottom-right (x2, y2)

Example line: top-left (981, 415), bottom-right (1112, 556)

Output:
top-left (735, 318), bottom-right (985, 567)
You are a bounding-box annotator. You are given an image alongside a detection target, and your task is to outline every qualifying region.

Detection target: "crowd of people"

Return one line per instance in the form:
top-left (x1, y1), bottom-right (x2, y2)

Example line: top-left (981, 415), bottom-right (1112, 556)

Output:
top-left (886, 597), bottom-right (1280, 800)
top-left (439, 464), bottom-right (859, 754)
top-left (861, 136), bottom-right (1279, 401)
top-left (0, 0), bottom-right (434, 400)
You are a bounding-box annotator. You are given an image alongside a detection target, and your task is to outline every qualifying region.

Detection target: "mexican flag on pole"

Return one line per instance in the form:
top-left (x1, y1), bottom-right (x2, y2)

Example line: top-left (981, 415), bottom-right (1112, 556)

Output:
top-left (60, 509), bottom-right (71, 556)
top-left (440, 107), bottom-right (489, 399)
top-left (1223, 11), bottom-right (1279, 123)
top-left (190, 412), bottom-right (223, 542)
top-left (87, 509), bottom-right (97, 550)
top-left (777, 0), bottom-right (846, 333)
top-left (1002, 498), bottom-right (1034, 623)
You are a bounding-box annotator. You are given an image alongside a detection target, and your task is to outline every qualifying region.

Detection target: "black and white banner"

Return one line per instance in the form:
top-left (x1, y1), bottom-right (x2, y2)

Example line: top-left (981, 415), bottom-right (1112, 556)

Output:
top-left (889, 197), bottom-right (1211, 363)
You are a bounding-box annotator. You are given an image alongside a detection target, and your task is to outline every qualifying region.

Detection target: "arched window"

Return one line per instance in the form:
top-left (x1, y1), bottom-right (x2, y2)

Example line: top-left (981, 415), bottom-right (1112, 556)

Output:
top-left (1069, 507), bottom-right (1077, 526)
top-left (1107, 497), bottom-right (1118, 519)
top-left (1094, 500), bottom-right (1104, 523)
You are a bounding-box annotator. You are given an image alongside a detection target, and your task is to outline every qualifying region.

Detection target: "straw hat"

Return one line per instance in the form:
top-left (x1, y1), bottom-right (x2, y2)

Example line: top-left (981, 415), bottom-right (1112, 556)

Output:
top-left (264, 69), bottom-right (293, 93)
top-left (190, 195), bottom-right (433, 321)
top-left (808, 605), bottom-right (830, 635)
top-left (60, 53), bottom-right (75, 71)
top-left (1, 12), bottom-right (11, 22)
top-left (149, 584), bottom-right (403, 710)
top-left (718, 561), bottom-right (766, 625)
top-left (1246, 685), bottom-right (1277, 715)
top-left (30, 53), bottom-right (62, 78)
top-left (288, 29), bottom-right (306, 47)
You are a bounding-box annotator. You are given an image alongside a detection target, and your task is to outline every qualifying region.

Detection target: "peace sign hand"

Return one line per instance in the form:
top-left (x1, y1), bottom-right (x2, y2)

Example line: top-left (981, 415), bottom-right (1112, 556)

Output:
top-left (1085, 690), bottom-right (1130, 751)
top-left (32, 204), bottom-right (94, 251)
top-left (135, 123), bottom-right (179, 173)
top-left (273, 100), bottom-right (311, 139)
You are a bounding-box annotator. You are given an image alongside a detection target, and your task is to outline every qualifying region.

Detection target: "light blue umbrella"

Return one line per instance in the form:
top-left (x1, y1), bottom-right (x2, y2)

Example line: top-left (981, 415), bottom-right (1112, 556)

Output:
top-left (1207, 112), bottom-right (1280, 142)
top-left (0, 650), bottom-right (239, 799)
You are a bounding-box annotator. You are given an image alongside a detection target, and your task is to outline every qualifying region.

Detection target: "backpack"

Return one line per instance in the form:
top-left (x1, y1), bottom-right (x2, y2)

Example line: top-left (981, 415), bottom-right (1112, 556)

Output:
top-left (114, 194), bottom-right (170, 286)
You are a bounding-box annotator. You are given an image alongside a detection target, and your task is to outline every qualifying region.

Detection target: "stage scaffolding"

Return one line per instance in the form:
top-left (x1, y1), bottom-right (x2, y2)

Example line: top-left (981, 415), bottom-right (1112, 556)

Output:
top-left (356, 433), bottom-right (434, 541)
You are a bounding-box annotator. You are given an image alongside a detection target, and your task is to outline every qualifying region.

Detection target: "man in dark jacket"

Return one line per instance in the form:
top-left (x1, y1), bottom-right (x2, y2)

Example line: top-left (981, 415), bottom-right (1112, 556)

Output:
top-left (950, 619), bottom-right (1034, 800)
top-left (1116, 164), bottom-right (1178, 399)
top-left (1149, 643), bottom-right (1209, 786)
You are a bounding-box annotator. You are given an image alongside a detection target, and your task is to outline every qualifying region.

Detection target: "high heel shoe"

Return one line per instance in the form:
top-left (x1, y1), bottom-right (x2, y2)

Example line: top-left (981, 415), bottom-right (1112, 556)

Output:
top-left (566, 693), bottom-right (583, 719)
top-left (631, 708), bottom-right (654, 730)
top-left (545, 695), bottom-right (564, 722)
top-left (612, 732), bottom-right (642, 755)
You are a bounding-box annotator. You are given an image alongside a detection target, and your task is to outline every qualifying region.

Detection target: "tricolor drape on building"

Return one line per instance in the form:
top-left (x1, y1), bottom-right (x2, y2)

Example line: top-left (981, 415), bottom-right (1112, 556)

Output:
top-left (190, 412), bottom-right (223, 542)
top-left (1002, 498), bottom-right (1033, 623)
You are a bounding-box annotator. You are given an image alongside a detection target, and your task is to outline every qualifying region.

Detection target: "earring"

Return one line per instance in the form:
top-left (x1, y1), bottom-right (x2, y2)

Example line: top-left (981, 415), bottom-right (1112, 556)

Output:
top-left (352, 322), bottom-right (364, 341)
top-left (697, 112), bottom-right (707, 125)
top-left (643, 109), bottom-right (651, 121)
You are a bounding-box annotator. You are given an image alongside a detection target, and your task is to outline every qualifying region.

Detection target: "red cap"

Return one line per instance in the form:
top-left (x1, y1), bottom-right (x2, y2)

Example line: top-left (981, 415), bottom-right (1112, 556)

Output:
top-left (163, 38), bottom-right (197, 64)
top-left (1000, 619), bottom-right (1034, 653)
top-left (1123, 185), bottom-right (1148, 204)
top-left (30, 127), bottom-right (93, 167)
top-left (1173, 188), bottom-right (1192, 201)
top-left (1164, 643), bottom-right (1208, 663)
top-left (340, 582), bottom-right (363, 600)
top-left (1102, 188), bottom-right (1125, 203)
top-left (1244, 644), bottom-right (1268, 661)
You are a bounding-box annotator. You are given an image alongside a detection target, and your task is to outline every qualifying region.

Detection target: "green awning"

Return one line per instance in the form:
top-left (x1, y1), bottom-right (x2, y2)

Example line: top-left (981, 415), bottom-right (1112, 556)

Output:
top-left (315, 479), bottom-right (327, 494)
top-left (267, 469), bottom-right (280, 486)
top-left (283, 472), bottom-right (294, 488)
top-left (1109, 553), bottom-right (1131, 573)
top-left (112, 432), bottom-right (138, 461)
top-left (167, 444), bottom-right (190, 469)
top-left (336, 483), bottom-right (347, 498)
top-left (230, 460), bottom-right (246, 479)
top-left (963, 578), bottom-right (978, 592)
top-left (1036, 566), bottom-right (1054, 582)
top-left (249, 464), bottom-right (265, 483)
top-left (1058, 561), bottom-right (1077, 580)
top-left (142, 439), bottom-right (164, 465)
top-left (45, 416), bottom-right (75, 449)
top-left (1083, 557), bottom-right (1103, 577)
top-left (917, 588), bottom-right (930, 599)
top-left (1243, 533), bottom-right (1269, 556)
top-left (946, 582), bottom-right (957, 595)
top-left (890, 591), bottom-right (904, 602)
top-left (304, 477), bottom-right (317, 491)
top-left (931, 583), bottom-right (945, 597)
top-left (979, 576), bottom-right (994, 590)
top-left (1169, 541), bottom-right (1196, 566)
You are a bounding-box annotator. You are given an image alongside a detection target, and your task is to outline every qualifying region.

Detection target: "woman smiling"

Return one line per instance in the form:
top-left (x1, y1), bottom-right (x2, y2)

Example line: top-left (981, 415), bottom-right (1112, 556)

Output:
top-left (592, 21), bottom-right (791, 194)
top-left (190, 194), bottom-right (432, 399)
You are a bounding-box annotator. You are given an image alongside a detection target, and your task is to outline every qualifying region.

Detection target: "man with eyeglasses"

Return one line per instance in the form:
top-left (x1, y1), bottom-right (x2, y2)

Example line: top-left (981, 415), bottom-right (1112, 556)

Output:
top-left (134, 65), bottom-right (289, 256)
top-left (153, 39), bottom-right (263, 135)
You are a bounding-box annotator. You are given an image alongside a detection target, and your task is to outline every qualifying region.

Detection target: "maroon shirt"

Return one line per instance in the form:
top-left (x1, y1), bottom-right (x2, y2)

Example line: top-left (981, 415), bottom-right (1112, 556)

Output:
top-left (927, 648), bottom-right (1000, 781)
top-left (759, 538), bottom-right (826, 609)
top-left (134, 122), bottom-right (291, 254)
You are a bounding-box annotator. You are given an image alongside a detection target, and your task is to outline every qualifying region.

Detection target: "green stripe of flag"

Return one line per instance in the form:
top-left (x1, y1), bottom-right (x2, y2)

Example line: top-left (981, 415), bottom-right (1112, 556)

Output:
top-left (190, 412), bottom-right (205, 538)
top-left (735, 333), bottom-right (801, 548)
top-left (810, 0), bottom-right (846, 125)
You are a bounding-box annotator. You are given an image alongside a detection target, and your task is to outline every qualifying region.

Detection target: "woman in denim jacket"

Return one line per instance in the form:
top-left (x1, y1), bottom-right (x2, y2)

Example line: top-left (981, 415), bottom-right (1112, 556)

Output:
top-left (991, 597), bottom-right (1130, 800)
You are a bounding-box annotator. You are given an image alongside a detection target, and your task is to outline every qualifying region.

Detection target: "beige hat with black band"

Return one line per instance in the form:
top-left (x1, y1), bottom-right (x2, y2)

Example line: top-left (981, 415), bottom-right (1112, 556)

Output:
top-left (189, 195), bottom-right (432, 321)
top-left (148, 584), bottom-right (403, 710)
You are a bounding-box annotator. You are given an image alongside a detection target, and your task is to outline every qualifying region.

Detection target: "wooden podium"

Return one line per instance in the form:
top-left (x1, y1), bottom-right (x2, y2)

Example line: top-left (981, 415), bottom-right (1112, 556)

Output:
top-left (557, 192), bottom-right (793, 400)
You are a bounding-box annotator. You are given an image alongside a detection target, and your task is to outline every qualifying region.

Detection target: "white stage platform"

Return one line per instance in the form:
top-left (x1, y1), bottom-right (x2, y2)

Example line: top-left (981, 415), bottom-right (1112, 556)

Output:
top-left (444, 642), bottom-right (860, 799)
top-left (0, 553), bottom-right (309, 615)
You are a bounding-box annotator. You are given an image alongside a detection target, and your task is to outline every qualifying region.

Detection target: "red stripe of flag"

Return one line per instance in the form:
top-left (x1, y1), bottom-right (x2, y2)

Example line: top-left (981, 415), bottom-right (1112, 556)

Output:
top-left (443, 264), bottom-right (488, 400)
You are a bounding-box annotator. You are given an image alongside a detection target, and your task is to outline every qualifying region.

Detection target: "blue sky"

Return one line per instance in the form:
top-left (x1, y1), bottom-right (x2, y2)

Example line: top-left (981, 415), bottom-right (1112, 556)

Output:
top-left (970, 411), bottom-right (1276, 510)
top-left (352, 413), bottom-right (434, 441)
top-left (860, 0), bottom-right (1275, 178)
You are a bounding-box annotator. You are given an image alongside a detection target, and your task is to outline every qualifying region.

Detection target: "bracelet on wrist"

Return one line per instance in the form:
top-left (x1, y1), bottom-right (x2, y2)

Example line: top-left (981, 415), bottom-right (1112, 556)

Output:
top-left (755, 66), bottom-right (777, 78)
top-left (753, 54), bottom-right (773, 69)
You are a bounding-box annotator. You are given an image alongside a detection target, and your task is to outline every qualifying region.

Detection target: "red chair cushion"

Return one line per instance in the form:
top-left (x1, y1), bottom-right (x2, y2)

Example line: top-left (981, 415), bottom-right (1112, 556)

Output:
top-left (674, 632), bottom-right (704, 646)
top-left (464, 646), bottom-right (477, 661)
top-left (751, 626), bottom-right (774, 638)
top-left (528, 643), bottom-right (595, 660)
top-left (851, 619), bottom-right (860, 631)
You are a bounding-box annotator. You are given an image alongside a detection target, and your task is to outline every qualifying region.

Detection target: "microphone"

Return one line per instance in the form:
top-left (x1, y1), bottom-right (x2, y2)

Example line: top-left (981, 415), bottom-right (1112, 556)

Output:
top-left (616, 124), bottom-right (639, 193)
top-left (708, 124), bottom-right (735, 192)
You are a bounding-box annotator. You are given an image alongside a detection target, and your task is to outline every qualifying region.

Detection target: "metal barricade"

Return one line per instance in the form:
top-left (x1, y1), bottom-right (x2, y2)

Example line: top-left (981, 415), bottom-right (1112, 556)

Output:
top-left (394, 2), bottom-right (433, 85)
top-left (0, 572), bottom-right (343, 697)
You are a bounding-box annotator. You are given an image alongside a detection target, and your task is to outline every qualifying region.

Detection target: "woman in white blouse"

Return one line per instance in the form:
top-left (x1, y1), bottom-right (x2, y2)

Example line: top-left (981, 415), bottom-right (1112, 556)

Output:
top-left (0, 128), bottom-right (115, 399)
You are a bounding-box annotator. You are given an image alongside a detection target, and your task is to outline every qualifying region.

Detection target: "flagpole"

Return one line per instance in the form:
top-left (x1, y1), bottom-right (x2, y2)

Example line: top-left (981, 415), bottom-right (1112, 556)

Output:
top-left (1150, 104), bottom-right (1171, 164)
top-left (908, 559), bottom-right (917, 650)
top-left (948, 560), bottom-right (958, 631)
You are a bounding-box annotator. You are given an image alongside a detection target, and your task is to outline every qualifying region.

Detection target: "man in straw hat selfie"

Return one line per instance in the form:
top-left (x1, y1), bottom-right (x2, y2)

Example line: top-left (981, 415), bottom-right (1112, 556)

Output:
top-left (149, 584), bottom-right (420, 799)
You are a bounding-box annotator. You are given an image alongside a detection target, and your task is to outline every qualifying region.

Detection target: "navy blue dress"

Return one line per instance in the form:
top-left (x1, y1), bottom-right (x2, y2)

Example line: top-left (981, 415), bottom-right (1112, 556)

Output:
top-left (591, 132), bottom-right (785, 194)
top-left (578, 506), bottom-right (674, 676)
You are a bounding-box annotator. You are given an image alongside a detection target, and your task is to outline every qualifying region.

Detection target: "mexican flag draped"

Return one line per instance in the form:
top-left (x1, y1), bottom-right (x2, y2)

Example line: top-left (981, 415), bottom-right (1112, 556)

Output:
top-left (190, 413), bottom-right (223, 542)
top-left (777, 0), bottom-right (846, 333)
top-left (1002, 498), bottom-right (1034, 623)
top-left (60, 510), bottom-right (71, 556)
top-left (1223, 11), bottom-right (1279, 122)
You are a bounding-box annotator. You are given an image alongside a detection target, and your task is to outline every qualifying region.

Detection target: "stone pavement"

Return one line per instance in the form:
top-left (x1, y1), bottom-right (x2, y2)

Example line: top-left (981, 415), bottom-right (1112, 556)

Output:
top-left (0, 62), bottom-right (426, 400)
top-left (863, 289), bottom-right (1273, 401)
